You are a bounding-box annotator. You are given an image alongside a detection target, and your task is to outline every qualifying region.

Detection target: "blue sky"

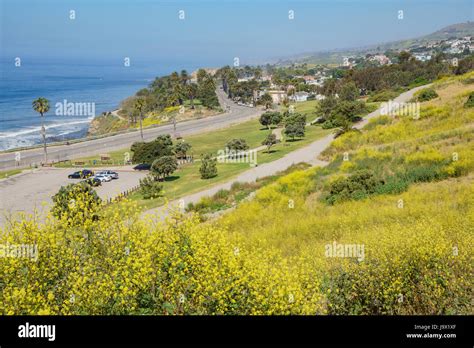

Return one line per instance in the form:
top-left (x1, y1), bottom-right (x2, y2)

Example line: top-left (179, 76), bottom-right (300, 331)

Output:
top-left (1, 0), bottom-right (473, 67)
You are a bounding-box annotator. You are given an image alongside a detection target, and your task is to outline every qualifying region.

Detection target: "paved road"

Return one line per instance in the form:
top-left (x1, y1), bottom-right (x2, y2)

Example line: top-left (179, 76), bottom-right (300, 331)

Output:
top-left (0, 88), bottom-right (260, 171)
top-left (0, 166), bottom-right (147, 226)
top-left (143, 85), bottom-right (427, 220)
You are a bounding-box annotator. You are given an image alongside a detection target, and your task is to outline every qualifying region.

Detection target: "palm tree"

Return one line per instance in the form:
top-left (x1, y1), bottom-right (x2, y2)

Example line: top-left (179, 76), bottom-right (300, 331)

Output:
top-left (186, 83), bottom-right (198, 110)
top-left (133, 97), bottom-right (146, 141)
top-left (32, 97), bottom-right (50, 164)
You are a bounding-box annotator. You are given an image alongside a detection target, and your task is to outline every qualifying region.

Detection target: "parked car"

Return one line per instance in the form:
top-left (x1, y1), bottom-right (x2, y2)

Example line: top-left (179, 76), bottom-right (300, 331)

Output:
top-left (133, 163), bottom-right (151, 171)
top-left (81, 177), bottom-right (102, 187)
top-left (68, 169), bottom-right (94, 179)
top-left (96, 170), bottom-right (119, 179)
top-left (94, 173), bottom-right (112, 182)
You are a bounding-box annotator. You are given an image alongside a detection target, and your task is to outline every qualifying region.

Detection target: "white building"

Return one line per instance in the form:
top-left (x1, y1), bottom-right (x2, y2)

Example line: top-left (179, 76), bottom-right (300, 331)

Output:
top-left (414, 54), bottom-right (432, 62)
top-left (267, 90), bottom-right (287, 104)
top-left (291, 92), bottom-right (310, 102)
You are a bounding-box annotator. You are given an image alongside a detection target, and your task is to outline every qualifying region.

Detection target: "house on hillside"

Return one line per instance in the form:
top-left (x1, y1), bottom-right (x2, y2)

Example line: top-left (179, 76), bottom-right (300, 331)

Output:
top-left (368, 54), bottom-right (391, 65)
top-left (291, 91), bottom-right (310, 102)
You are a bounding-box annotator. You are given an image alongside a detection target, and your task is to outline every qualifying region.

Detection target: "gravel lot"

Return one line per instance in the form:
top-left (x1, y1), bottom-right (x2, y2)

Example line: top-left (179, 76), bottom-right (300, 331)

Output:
top-left (0, 166), bottom-right (146, 225)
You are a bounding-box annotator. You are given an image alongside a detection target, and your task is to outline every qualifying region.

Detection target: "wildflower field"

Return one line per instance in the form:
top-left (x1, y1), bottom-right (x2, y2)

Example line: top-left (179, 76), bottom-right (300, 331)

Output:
top-left (1, 73), bottom-right (473, 315)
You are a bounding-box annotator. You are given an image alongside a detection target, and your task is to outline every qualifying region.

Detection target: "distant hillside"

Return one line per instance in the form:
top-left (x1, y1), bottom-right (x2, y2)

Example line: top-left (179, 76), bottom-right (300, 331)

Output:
top-left (278, 22), bottom-right (474, 66)
top-left (422, 22), bottom-right (474, 41)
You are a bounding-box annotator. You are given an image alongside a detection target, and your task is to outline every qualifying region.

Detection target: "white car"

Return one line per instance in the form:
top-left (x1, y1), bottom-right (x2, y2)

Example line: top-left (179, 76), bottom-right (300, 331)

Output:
top-left (96, 170), bottom-right (119, 179)
top-left (94, 173), bottom-right (112, 182)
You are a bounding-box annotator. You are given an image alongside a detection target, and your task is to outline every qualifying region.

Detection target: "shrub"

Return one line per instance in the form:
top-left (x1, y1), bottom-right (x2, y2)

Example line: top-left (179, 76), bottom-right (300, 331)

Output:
top-left (226, 138), bottom-right (249, 152)
top-left (325, 170), bottom-right (383, 204)
top-left (367, 90), bottom-right (399, 102)
top-left (401, 165), bottom-right (448, 183)
top-left (464, 92), bottom-right (474, 108)
top-left (51, 183), bottom-right (101, 225)
top-left (322, 120), bottom-right (335, 129)
top-left (139, 175), bottom-right (163, 199)
top-left (200, 153), bottom-right (218, 179)
top-left (413, 88), bottom-right (438, 102)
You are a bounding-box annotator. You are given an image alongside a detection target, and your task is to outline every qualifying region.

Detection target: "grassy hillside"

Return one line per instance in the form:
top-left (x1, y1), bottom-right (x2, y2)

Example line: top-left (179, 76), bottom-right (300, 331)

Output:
top-left (1, 73), bottom-right (473, 315)
top-left (218, 71), bottom-right (474, 314)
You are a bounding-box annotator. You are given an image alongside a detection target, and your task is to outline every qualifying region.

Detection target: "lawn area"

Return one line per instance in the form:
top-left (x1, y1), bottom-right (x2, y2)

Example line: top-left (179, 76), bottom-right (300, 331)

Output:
top-left (281, 100), bottom-right (320, 121)
top-left (0, 168), bottom-right (23, 179)
top-left (53, 149), bottom-right (129, 168)
top-left (131, 124), bottom-right (332, 211)
top-left (184, 118), bottom-right (270, 155)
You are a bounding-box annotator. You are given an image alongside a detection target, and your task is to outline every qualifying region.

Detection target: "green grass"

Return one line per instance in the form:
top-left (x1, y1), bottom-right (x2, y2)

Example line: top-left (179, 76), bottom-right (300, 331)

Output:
top-left (53, 149), bottom-right (129, 168)
top-left (185, 118), bottom-right (270, 155)
top-left (0, 168), bottom-right (23, 179)
top-left (132, 125), bottom-right (332, 211)
top-left (281, 100), bottom-right (320, 121)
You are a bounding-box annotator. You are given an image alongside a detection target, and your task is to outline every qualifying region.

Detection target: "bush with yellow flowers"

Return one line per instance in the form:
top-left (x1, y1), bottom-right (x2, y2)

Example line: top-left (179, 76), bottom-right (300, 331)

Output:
top-left (0, 192), bottom-right (325, 315)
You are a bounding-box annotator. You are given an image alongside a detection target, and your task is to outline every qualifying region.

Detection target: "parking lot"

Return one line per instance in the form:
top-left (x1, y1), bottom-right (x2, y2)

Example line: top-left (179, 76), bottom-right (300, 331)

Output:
top-left (0, 166), bottom-right (147, 225)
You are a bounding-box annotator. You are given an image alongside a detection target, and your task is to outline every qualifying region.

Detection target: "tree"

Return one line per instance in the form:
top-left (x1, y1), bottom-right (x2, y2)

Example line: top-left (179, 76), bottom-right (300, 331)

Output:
top-left (284, 112), bottom-right (306, 141)
top-left (317, 95), bottom-right (338, 121)
top-left (198, 73), bottom-right (219, 109)
top-left (32, 97), bottom-right (50, 164)
top-left (151, 156), bottom-right (178, 181)
top-left (258, 93), bottom-right (273, 110)
top-left (175, 140), bottom-right (192, 159)
top-left (270, 112), bottom-right (282, 126)
top-left (156, 134), bottom-right (173, 147)
top-left (131, 135), bottom-right (174, 165)
top-left (134, 97), bottom-right (147, 141)
top-left (284, 123), bottom-right (305, 141)
top-left (259, 112), bottom-right (273, 130)
top-left (226, 138), bottom-right (249, 152)
top-left (186, 83), bottom-right (198, 109)
top-left (199, 153), bottom-right (218, 179)
top-left (259, 111), bottom-right (282, 130)
top-left (398, 51), bottom-right (412, 64)
top-left (262, 133), bottom-right (278, 152)
top-left (259, 111), bottom-right (282, 129)
top-left (339, 82), bottom-right (359, 102)
top-left (332, 100), bottom-right (366, 123)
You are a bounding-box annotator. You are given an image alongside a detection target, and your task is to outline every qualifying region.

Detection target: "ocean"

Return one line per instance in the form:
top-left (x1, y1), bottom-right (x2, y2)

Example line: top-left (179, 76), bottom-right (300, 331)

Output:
top-left (0, 58), bottom-right (196, 151)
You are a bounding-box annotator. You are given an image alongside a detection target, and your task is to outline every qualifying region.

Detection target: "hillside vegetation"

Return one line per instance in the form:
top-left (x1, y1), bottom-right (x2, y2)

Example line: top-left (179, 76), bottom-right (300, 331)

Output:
top-left (1, 73), bottom-right (473, 315)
